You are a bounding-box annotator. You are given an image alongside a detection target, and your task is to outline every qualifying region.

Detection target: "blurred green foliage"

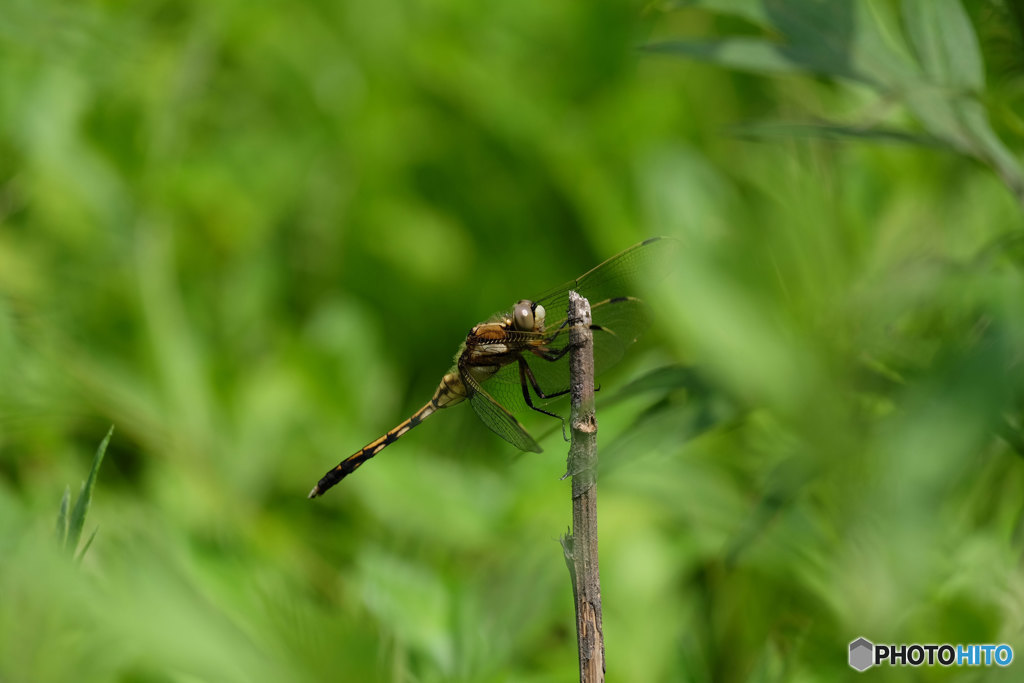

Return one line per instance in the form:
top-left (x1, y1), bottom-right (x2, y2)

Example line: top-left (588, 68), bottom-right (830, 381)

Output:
top-left (2, 0), bottom-right (1024, 681)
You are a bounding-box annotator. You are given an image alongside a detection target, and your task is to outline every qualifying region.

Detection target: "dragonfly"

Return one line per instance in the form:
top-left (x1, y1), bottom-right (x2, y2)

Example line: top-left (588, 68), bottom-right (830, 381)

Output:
top-left (308, 236), bottom-right (676, 498)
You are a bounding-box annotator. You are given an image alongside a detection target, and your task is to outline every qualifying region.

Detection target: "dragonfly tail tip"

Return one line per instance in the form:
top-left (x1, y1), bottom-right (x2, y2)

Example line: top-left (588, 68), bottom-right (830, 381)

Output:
top-left (307, 485), bottom-right (321, 499)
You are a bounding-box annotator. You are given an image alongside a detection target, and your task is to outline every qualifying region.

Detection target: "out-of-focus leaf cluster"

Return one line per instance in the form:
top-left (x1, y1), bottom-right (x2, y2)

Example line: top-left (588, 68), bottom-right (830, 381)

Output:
top-left (1, 0), bottom-right (1023, 681)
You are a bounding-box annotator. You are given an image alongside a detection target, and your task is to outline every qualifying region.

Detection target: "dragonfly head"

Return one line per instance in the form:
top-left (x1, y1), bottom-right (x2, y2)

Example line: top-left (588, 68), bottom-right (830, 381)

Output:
top-left (512, 299), bottom-right (546, 332)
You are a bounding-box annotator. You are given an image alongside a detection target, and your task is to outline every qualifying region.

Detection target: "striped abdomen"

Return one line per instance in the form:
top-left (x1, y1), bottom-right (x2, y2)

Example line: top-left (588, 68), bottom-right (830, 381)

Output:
top-left (308, 370), bottom-right (468, 498)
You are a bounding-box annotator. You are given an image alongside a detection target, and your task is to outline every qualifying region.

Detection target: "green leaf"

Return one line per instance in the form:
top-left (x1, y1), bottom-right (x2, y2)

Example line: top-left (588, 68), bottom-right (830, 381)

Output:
top-left (55, 485), bottom-right (70, 547)
top-left (954, 102), bottom-right (1024, 203)
top-left (65, 425), bottom-right (113, 556)
top-left (664, 0), bottom-right (771, 26)
top-left (599, 365), bottom-right (743, 474)
top-left (902, 0), bottom-right (984, 92)
top-left (651, 0), bottom-right (1024, 205)
top-left (649, 1), bottom-right (921, 87)
top-left (643, 38), bottom-right (854, 79)
top-left (724, 455), bottom-right (821, 567)
top-left (730, 121), bottom-right (949, 148)
top-left (604, 364), bottom-right (713, 404)
top-left (899, 1), bottom-right (1024, 201)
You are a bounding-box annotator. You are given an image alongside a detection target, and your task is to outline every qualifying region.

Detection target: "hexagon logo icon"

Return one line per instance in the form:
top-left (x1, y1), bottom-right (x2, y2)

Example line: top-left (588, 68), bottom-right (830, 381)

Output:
top-left (849, 637), bottom-right (874, 671)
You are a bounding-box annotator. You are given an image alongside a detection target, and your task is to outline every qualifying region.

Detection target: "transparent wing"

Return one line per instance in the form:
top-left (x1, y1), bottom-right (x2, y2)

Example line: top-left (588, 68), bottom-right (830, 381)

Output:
top-left (509, 295), bottom-right (652, 399)
top-left (531, 236), bottom-right (678, 323)
top-left (464, 370), bottom-right (543, 453)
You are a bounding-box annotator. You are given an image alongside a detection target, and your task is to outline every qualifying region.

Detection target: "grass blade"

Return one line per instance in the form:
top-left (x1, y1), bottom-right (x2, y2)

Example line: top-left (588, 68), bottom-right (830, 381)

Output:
top-left (66, 425), bottom-right (113, 555)
top-left (75, 526), bottom-right (100, 564)
top-left (55, 486), bottom-right (70, 547)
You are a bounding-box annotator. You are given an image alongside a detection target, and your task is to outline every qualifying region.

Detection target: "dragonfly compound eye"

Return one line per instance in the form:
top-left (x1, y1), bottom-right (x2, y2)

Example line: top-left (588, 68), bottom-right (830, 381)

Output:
top-left (513, 299), bottom-right (535, 330)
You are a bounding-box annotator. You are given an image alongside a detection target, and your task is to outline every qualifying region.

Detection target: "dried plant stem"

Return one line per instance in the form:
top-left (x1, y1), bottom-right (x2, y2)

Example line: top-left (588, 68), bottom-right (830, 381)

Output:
top-left (559, 291), bottom-right (605, 683)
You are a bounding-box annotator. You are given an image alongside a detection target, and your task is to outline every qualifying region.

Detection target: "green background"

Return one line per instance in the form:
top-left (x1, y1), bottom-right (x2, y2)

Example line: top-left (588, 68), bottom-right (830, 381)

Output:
top-left (2, 1), bottom-right (1024, 681)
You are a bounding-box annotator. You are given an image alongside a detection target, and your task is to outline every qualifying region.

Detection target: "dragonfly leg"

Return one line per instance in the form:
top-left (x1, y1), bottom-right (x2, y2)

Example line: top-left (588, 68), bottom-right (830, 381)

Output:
top-left (533, 344), bottom-right (570, 363)
top-left (534, 322), bottom-right (605, 363)
top-left (531, 340), bottom-right (603, 393)
top-left (522, 360), bottom-right (570, 400)
top-left (517, 357), bottom-right (570, 441)
top-left (517, 357), bottom-right (566, 415)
